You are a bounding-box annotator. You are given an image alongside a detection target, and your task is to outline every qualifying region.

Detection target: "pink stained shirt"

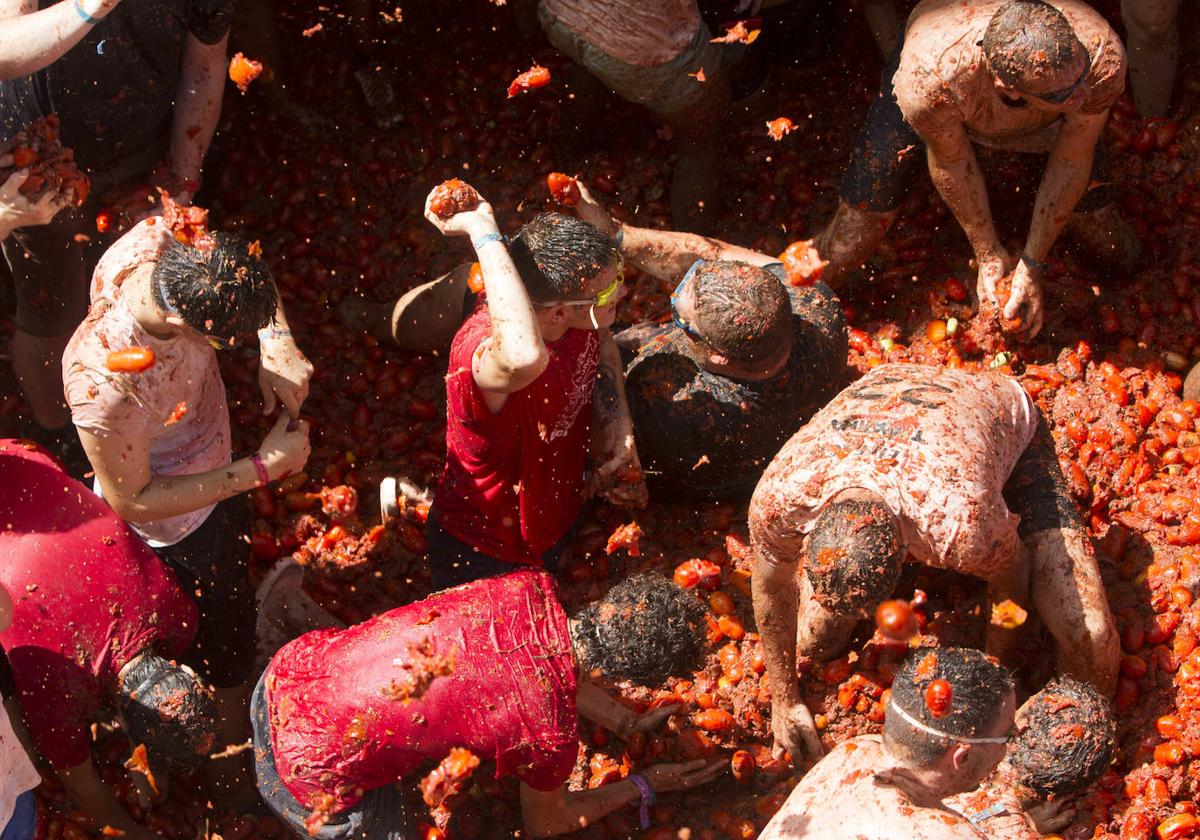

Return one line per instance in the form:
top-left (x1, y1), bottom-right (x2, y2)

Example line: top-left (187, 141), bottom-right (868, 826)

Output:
top-left (435, 302), bottom-right (599, 566)
top-left (62, 218), bottom-right (232, 546)
top-left (540, 0), bottom-right (700, 66)
top-left (750, 363), bottom-right (1039, 580)
top-left (264, 570), bottom-right (579, 813)
top-left (0, 440), bottom-right (197, 770)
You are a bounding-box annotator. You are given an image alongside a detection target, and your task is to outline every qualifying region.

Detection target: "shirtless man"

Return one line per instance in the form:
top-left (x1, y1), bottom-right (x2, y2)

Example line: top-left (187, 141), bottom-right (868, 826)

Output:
top-left (750, 363), bottom-right (1118, 762)
top-left (789, 0), bottom-right (1132, 338)
top-left (758, 647), bottom-right (1016, 839)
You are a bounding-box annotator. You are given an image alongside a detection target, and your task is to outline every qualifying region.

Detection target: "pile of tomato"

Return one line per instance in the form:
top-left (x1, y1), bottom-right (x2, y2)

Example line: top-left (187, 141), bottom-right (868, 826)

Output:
top-left (8, 1), bottom-right (1200, 838)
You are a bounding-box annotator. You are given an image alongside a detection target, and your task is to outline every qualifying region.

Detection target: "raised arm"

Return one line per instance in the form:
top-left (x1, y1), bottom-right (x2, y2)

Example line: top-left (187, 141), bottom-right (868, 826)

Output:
top-left (750, 519), bottom-right (823, 765)
top-left (77, 412), bottom-right (309, 524)
top-left (1002, 417), bottom-right (1119, 694)
top-left (166, 32), bottom-right (228, 198)
top-left (423, 186), bottom-right (548, 398)
top-left (0, 0), bottom-right (120, 80)
top-left (574, 182), bottom-right (778, 281)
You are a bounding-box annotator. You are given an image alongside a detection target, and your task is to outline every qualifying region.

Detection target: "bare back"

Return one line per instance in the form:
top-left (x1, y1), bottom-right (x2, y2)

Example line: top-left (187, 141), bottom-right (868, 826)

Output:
top-left (759, 738), bottom-right (986, 840)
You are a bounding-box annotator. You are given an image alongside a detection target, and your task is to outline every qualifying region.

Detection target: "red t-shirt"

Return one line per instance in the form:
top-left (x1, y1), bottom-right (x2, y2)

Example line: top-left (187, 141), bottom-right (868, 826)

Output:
top-left (435, 304), bottom-right (599, 565)
top-left (0, 440), bottom-right (197, 769)
top-left (265, 570), bottom-right (579, 813)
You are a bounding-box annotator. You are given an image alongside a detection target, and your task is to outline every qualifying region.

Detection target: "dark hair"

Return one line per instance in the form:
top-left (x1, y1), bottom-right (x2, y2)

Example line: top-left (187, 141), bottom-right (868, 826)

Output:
top-left (117, 654), bottom-right (219, 775)
top-left (885, 648), bottom-right (1014, 765)
top-left (509, 213), bottom-right (618, 304)
top-left (692, 261), bottom-right (792, 364)
top-left (804, 499), bottom-right (904, 616)
top-left (153, 233), bottom-right (278, 342)
top-left (982, 0), bottom-right (1086, 89)
top-left (1010, 677), bottom-right (1115, 797)
top-left (573, 574), bottom-right (707, 685)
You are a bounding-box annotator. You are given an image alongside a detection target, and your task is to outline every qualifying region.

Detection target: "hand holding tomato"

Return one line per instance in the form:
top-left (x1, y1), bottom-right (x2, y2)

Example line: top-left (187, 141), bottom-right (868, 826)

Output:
top-left (0, 166), bottom-right (70, 236)
top-left (974, 248), bottom-right (1014, 312)
top-left (641, 759), bottom-right (726, 793)
top-left (1001, 259), bottom-right (1045, 339)
top-left (258, 411), bottom-right (311, 481)
top-left (423, 181), bottom-right (497, 240)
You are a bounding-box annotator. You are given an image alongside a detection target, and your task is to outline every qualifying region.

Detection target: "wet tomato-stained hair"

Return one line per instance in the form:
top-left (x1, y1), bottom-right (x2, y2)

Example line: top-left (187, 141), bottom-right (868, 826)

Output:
top-left (982, 0), bottom-right (1086, 89)
top-left (572, 573), bottom-right (707, 686)
top-left (1010, 676), bottom-right (1116, 797)
top-left (117, 653), bottom-right (219, 775)
top-left (508, 212), bottom-right (618, 305)
top-left (804, 498), bottom-right (904, 617)
top-left (692, 260), bottom-right (792, 365)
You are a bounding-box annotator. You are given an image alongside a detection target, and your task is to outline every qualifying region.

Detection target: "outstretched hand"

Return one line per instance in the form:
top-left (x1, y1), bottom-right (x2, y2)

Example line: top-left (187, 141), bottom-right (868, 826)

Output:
top-left (0, 166), bottom-right (71, 234)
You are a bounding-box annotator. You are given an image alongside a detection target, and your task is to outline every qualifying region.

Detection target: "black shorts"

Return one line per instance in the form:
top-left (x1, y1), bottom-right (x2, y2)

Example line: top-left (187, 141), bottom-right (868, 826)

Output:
top-left (153, 497), bottom-right (256, 688)
top-left (841, 30), bottom-right (1112, 214)
top-left (425, 508), bottom-right (569, 591)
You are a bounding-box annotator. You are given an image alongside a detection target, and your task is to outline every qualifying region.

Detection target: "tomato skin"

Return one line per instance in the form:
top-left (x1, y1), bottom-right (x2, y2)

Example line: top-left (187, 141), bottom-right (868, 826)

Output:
top-left (546, 172), bottom-right (580, 206)
top-left (673, 559), bottom-right (721, 590)
top-left (105, 347), bottom-right (156, 372)
top-left (924, 679), bottom-right (953, 718)
top-left (730, 749), bottom-right (755, 782)
top-left (693, 708), bottom-right (735, 732)
top-left (1156, 813), bottom-right (1198, 840)
top-left (874, 600), bottom-right (917, 641)
top-left (228, 52), bottom-right (263, 91)
top-left (507, 64), bottom-right (551, 98)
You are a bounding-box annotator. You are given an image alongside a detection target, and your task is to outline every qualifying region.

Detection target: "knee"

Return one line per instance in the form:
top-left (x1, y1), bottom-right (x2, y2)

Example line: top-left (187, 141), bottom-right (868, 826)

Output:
top-left (1123, 0), bottom-right (1179, 44)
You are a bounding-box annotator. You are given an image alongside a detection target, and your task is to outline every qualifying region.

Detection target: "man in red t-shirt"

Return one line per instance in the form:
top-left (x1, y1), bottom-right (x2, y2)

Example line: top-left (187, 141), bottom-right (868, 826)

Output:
top-left (416, 184), bottom-right (646, 589)
top-left (0, 440), bottom-right (218, 840)
top-left (253, 571), bottom-right (723, 838)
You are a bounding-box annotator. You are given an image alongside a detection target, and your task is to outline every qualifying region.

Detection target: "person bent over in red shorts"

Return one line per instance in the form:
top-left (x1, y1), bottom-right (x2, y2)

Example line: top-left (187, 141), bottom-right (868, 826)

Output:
top-left (252, 571), bottom-right (726, 839)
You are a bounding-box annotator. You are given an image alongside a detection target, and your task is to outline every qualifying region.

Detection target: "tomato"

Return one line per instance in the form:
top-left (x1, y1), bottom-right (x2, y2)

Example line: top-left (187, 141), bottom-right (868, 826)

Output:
top-left (924, 679), bottom-right (953, 718)
top-left (105, 347), bottom-right (156, 373)
top-left (708, 590), bottom-right (735, 616)
top-left (1157, 715), bottom-right (1185, 739)
top-left (673, 559), bottom-right (721, 590)
top-left (693, 708), bottom-right (735, 732)
top-left (766, 117), bottom-right (795, 141)
top-left (874, 600), bottom-right (917, 641)
top-left (546, 172), bottom-right (580, 206)
top-left (944, 277), bottom-right (968, 302)
top-left (428, 179), bottom-right (481, 219)
top-left (1156, 814), bottom-right (1198, 840)
top-left (729, 749), bottom-right (755, 782)
top-left (1154, 742), bottom-right (1185, 766)
top-left (228, 52), bottom-right (264, 92)
top-left (506, 64), bottom-right (551, 98)
top-left (925, 319), bottom-right (947, 344)
top-left (467, 262), bottom-right (484, 293)
top-left (717, 614), bottom-right (745, 641)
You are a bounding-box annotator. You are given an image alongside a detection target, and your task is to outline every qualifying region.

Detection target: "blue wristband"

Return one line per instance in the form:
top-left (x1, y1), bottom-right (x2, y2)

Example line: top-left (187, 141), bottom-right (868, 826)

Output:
top-left (1019, 252), bottom-right (1047, 272)
top-left (472, 231), bottom-right (506, 251)
top-left (74, 0), bottom-right (102, 25)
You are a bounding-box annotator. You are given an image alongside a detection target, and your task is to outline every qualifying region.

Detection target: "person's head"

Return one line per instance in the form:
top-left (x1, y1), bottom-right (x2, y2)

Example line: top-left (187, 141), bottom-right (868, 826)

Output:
top-left (508, 213), bottom-right (623, 332)
top-left (1008, 677), bottom-right (1116, 800)
top-left (571, 573), bottom-right (707, 685)
top-left (804, 497), bottom-right (904, 618)
top-left (151, 233), bottom-right (278, 349)
top-left (982, 0), bottom-right (1090, 113)
top-left (117, 654), bottom-right (219, 776)
top-left (883, 648), bottom-right (1016, 795)
top-left (670, 260), bottom-right (793, 378)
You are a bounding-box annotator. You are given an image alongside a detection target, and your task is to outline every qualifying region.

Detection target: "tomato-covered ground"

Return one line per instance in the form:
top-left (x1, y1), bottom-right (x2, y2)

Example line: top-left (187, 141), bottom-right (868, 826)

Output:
top-left (6, 2), bottom-right (1200, 839)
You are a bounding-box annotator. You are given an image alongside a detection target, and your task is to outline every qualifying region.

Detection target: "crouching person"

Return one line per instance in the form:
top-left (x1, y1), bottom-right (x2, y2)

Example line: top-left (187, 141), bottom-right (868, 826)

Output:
top-left (759, 648), bottom-right (1015, 839)
top-left (253, 571), bottom-right (725, 838)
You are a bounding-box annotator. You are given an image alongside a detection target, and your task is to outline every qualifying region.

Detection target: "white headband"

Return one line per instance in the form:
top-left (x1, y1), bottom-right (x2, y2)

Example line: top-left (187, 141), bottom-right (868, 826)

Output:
top-left (888, 698), bottom-right (1009, 744)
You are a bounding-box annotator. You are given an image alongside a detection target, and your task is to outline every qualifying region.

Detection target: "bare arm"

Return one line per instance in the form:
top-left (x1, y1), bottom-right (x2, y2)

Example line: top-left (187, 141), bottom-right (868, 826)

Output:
top-left (0, 582), bottom-right (11, 632)
top-left (574, 183), bottom-right (777, 281)
top-left (576, 680), bottom-right (680, 736)
top-left (920, 117), bottom-right (1005, 271)
top-left (77, 412), bottom-right (309, 524)
top-left (59, 758), bottom-right (165, 840)
top-left (751, 526), bottom-right (822, 763)
top-left (586, 329), bottom-right (647, 508)
top-left (520, 761), bottom-right (725, 837)
top-left (167, 33), bottom-right (227, 193)
top-left (423, 189), bottom-right (547, 400)
top-left (1024, 110), bottom-right (1107, 263)
top-left (0, 0), bottom-right (119, 80)
top-left (257, 287), bottom-right (314, 416)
